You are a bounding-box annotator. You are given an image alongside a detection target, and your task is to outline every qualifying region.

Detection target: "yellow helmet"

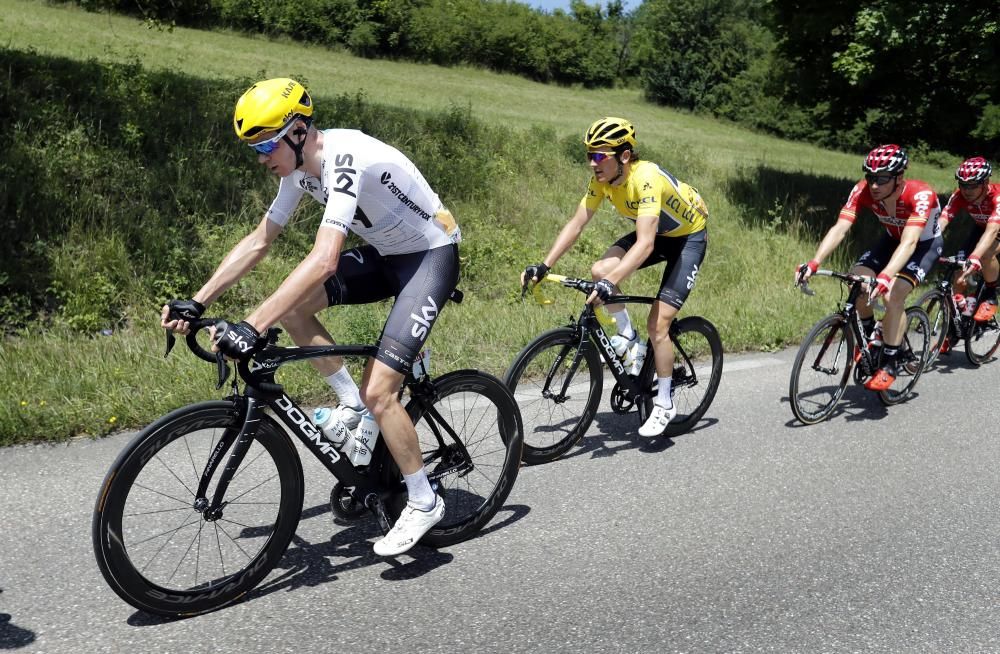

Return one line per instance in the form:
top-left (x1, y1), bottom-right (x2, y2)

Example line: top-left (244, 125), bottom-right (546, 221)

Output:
top-left (233, 78), bottom-right (313, 141)
top-left (584, 117), bottom-right (636, 151)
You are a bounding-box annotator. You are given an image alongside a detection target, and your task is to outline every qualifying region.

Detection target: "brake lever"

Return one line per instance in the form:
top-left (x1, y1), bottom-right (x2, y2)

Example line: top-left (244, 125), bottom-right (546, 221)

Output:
top-left (798, 282), bottom-right (815, 297)
top-left (164, 329), bottom-right (176, 357)
top-left (215, 351), bottom-right (231, 390)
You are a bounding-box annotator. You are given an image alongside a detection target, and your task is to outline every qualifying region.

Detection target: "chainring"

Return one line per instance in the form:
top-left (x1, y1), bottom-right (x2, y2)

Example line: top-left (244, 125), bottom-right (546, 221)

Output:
top-left (610, 381), bottom-right (636, 414)
top-left (329, 483), bottom-right (366, 521)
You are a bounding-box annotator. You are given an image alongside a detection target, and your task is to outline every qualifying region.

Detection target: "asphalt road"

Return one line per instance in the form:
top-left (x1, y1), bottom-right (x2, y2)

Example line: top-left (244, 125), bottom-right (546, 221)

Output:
top-left (2, 347), bottom-right (998, 653)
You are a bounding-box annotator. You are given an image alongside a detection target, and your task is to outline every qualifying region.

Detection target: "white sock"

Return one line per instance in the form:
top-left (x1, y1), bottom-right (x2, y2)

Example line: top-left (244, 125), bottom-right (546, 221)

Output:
top-left (612, 309), bottom-right (635, 340)
top-left (656, 377), bottom-right (673, 408)
top-left (403, 469), bottom-right (436, 510)
top-left (325, 368), bottom-right (362, 409)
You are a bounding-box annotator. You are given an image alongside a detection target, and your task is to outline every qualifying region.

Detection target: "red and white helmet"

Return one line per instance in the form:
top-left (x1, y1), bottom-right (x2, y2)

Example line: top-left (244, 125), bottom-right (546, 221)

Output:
top-left (955, 156), bottom-right (992, 184)
top-left (863, 144), bottom-right (909, 175)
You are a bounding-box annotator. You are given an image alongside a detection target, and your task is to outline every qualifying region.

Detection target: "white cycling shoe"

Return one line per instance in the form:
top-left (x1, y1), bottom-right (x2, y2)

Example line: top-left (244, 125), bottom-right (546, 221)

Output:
top-left (373, 495), bottom-right (445, 557)
top-left (639, 402), bottom-right (676, 437)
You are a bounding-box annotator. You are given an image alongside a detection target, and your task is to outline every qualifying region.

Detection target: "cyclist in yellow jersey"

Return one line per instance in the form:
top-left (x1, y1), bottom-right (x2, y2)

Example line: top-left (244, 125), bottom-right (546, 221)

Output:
top-left (522, 117), bottom-right (709, 437)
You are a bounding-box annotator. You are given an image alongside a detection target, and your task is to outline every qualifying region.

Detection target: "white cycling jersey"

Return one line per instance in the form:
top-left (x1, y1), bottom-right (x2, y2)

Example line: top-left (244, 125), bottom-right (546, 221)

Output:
top-left (265, 129), bottom-right (458, 256)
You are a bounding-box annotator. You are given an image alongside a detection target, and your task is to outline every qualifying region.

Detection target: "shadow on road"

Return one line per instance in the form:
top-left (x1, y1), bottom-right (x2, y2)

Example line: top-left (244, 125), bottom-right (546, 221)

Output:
top-left (126, 500), bottom-right (529, 625)
top-left (781, 383), bottom-right (927, 427)
top-left (0, 589), bottom-right (36, 649)
top-left (548, 410), bottom-right (719, 463)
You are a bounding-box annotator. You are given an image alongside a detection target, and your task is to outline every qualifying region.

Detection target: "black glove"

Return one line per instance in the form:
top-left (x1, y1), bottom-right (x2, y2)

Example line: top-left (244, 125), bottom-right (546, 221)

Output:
top-left (167, 298), bottom-right (206, 322)
top-left (213, 320), bottom-right (262, 360)
top-left (524, 263), bottom-right (550, 284)
top-left (594, 278), bottom-right (616, 302)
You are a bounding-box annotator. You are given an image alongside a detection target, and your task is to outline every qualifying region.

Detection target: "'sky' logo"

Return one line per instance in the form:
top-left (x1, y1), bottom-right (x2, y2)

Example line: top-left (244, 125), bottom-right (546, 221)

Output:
top-left (410, 296), bottom-right (439, 339)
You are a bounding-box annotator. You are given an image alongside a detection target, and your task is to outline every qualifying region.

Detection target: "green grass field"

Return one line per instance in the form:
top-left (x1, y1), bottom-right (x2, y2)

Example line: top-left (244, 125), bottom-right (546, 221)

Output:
top-left (0, 0), bottom-right (964, 443)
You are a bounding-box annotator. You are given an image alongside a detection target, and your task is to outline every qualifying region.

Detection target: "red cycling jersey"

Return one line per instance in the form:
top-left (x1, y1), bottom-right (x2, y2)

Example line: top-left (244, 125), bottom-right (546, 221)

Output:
top-left (940, 183), bottom-right (1000, 228)
top-left (837, 178), bottom-right (941, 241)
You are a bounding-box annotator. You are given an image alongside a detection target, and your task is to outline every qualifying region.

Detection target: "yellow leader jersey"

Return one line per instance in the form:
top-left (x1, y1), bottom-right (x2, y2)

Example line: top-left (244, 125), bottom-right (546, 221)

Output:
top-left (581, 160), bottom-right (708, 237)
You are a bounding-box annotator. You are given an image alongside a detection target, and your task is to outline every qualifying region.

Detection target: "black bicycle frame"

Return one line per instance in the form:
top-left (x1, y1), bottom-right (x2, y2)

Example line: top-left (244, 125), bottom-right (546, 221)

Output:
top-left (542, 294), bottom-right (655, 405)
top-left (194, 343), bottom-right (390, 517)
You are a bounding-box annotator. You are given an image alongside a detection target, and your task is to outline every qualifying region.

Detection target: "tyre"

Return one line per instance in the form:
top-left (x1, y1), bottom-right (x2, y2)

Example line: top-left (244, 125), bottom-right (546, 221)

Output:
top-left (879, 306), bottom-right (931, 405)
top-left (789, 314), bottom-right (853, 424)
top-left (913, 288), bottom-right (949, 370)
top-left (92, 401), bottom-right (304, 618)
top-left (503, 327), bottom-right (602, 464)
top-left (399, 370), bottom-right (523, 547)
top-left (965, 311), bottom-right (1000, 366)
top-left (638, 316), bottom-right (724, 436)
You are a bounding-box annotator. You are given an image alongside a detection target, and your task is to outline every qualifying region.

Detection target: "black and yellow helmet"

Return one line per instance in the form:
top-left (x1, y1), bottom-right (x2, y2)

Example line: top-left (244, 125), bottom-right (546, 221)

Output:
top-left (584, 117), bottom-right (637, 151)
top-left (233, 78), bottom-right (313, 141)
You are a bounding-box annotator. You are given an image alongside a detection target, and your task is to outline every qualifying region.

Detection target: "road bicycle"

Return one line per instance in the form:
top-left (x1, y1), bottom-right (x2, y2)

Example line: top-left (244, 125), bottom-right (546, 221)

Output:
top-left (93, 316), bottom-right (523, 618)
top-left (912, 255), bottom-right (1000, 369)
top-left (504, 274), bottom-right (723, 464)
top-left (789, 269), bottom-right (931, 425)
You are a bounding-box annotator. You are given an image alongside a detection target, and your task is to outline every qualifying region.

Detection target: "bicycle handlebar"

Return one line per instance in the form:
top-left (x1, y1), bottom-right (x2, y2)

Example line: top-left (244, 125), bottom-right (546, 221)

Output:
top-left (797, 269), bottom-right (876, 297)
top-left (523, 274), bottom-right (622, 305)
top-left (164, 317), bottom-right (285, 393)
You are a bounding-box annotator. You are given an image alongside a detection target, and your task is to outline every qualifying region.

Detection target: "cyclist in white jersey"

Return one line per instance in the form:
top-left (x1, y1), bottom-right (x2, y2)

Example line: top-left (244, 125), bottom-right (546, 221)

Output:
top-left (160, 78), bottom-right (461, 556)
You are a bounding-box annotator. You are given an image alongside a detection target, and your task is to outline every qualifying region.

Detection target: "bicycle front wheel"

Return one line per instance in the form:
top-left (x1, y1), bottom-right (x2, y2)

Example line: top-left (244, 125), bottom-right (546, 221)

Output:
top-left (913, 288), bottom-right (949, 370)
top-left (789, 314), bottom-right (853, 424)
top-left (92, 401), bottom-right (304, 618)
top-left (401, 370), bottom-right (523, 547)
top-left (503, 327), bottom-right (602, 464)
top-left (879, 306), bottom-right (931, 405)
top-left (638, 316), bottom-right (724, 436)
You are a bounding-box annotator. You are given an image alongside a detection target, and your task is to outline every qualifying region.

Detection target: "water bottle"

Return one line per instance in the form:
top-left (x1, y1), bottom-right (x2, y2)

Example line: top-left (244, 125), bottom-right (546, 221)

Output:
top-left (312, 407), bottom-right (351, 450)
top-left (964, 297), bottom-right (978, 317)
top-left (628, 342), bottom-right (647, 376)
top-left (954, 293), bottom-right (966, 312)
top-left (347, 411), bottom-right (380, 467)
top-left (610, 334), bottom-right (634, 364)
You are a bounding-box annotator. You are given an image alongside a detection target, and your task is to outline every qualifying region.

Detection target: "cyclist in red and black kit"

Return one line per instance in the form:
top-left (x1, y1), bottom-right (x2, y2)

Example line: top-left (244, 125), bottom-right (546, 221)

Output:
top-left (938, 157), bottom-right (999, 323)
top-left (796, 144), bottom-right (943, 392)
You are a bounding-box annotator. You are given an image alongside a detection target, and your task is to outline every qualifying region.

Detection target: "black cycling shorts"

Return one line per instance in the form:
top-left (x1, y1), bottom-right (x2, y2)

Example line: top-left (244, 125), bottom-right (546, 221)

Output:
top-left (323, 243), bottom-right (459, 374)
top-left (855, 233), bottom-right (942, 287)
top-left (612, 229), bottom-right (707, 309)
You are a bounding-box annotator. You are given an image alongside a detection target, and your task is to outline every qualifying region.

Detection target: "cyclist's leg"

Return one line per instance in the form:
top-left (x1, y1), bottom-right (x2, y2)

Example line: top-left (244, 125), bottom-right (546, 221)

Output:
top-left (977, 235), bottom-right (1000, 313)
top-left (640, 232), bottom-right (705, 436)
top-left (851, 235), bottom-right (894, 322)
top-left (362, 244), bottom-right (459, 555)
top-left (593, 232), bottom-right (668, 335)
top-left (281, 244), bottom-right (389, 377)
top-left (591, 234), bottom-right (631, 325)
top-left (882, 237), bottom-right (939, 348)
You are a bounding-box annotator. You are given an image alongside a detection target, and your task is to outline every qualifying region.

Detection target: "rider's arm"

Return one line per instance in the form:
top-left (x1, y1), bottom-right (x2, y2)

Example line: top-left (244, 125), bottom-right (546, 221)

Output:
top-left (970, 222), bottom-right (1000, 262)
top-left (880, 224), bottom-right (922, 279)
top-left (603, 214), bottom-right (657, 285)
top-left (193, 217), bottom-right (284, 306)
top-left (541, 203), bottom-right (596, 268)
top-left (245, 225), bottom-right (347, 332)
top-left (937, 191), bottom-right (961, 234)
top-left (810, 217), bottom-right (854, 265)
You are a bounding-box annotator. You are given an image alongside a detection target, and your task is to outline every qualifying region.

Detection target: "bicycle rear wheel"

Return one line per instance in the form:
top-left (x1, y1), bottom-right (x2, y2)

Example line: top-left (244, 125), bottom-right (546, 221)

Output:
top-left (92, 401), bottom-right (304, 617)
top-left (965, 312), bottom-right (1000, 366)
top-left (638, 316), bottom-right (724, 436)
top-left (879, 306), bottom-right (931, 405)
top-left (789, 313), bottom-right (853, 424)
top-left (398, 370), bottom-right (523, 547)
top-left (913, 288), bottom-right (949, 370)
top-left (503, 327), bottom-right (602, 464)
